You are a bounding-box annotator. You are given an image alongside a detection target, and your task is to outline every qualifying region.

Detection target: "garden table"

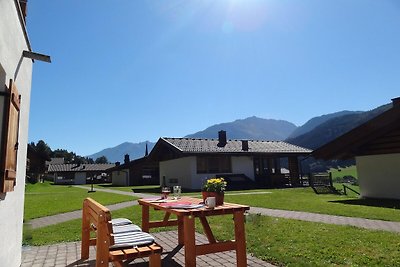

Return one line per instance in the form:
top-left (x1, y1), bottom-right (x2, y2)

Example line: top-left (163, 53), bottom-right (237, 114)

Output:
top-left (138, 196), bottom-right (250, 267)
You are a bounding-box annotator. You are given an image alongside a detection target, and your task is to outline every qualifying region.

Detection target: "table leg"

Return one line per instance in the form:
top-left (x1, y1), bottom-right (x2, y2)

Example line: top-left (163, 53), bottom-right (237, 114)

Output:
top-left (178, 215), bottom-right (184, 245)
top-left (184, 215), bottom-right (196, 267)
top-left (234, 211), bottom-right (247, 267)
top-left (142, 205), bottom-right (150, 232)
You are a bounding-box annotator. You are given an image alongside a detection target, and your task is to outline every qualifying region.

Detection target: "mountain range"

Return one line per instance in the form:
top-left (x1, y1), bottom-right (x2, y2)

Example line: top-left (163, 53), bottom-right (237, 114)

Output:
top-left (87, 102), bottom-right (392, 163)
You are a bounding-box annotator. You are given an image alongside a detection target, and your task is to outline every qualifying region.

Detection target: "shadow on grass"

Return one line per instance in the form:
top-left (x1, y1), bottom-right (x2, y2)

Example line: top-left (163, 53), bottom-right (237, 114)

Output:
top-left (329, 198), bottom-right (400, 209)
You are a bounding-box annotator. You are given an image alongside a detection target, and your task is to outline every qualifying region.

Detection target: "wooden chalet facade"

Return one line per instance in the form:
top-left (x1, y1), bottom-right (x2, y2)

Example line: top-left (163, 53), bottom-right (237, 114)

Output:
top-left (107, 156), bottom-right (159, 186)
top-left (313, 97), bottom-right (400, 199)
top-left (149, 131), bottom-right (312, 190)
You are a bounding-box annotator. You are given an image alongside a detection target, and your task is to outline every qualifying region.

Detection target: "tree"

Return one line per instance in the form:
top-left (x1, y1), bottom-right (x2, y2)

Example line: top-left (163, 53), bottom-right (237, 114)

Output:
top-left (52, 149), bottom-right (74, 163)
top-left (32, 140), bottom-right (52, 159)
top-left (85, 157), bottom-right (95, 164)
top-left (95, 156), bottom-right (108, 164)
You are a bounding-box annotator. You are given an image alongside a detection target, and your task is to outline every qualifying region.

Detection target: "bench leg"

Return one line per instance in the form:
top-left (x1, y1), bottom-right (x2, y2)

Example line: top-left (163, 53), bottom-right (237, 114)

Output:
top-left (81, 202), bottom-right (90, 259)
top-left (142, 205), bottom-right (150, 232)
top-left (149, 253), bottom-right (161, 267)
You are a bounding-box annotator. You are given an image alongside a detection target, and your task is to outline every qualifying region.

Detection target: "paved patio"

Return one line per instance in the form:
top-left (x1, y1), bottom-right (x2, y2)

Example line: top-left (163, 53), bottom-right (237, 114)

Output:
top-left (21, 231), bottom-right (273, 267)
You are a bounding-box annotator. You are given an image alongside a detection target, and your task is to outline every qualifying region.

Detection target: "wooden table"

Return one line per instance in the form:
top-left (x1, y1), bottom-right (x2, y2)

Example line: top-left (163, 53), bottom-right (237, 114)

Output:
top-left (138, 197), bottom-right (250, 267)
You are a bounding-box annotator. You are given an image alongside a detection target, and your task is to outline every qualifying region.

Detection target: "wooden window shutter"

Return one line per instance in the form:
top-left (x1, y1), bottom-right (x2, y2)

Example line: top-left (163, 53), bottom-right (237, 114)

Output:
top-left (1, 80), bottom-right (21, 193)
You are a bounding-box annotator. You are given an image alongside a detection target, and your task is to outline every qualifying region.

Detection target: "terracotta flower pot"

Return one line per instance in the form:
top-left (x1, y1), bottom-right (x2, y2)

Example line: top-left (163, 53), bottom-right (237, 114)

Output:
top-left (202, 191), bottom-right (224, 206)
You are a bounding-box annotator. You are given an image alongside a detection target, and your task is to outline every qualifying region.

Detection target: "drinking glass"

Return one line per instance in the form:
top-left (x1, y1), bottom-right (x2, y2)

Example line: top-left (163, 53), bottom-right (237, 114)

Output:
top-left (173, 185), bottom-right (181, 200)
top-left (161, 187), bottom-right (171, 199)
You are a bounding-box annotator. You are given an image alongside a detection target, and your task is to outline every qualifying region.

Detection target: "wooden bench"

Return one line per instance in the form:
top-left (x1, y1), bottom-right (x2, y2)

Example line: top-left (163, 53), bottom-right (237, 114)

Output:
top-left (81, 198), bottom-right (162, 267)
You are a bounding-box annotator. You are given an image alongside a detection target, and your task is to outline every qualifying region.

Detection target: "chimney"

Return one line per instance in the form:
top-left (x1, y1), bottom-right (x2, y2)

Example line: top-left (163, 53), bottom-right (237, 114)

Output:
top-left (392, 97), bottom-right (400, 107)
top-left (242, 140), bottom-right (249, 151)
top-left (124, 154), bottom-right (130, 164)
top-left (217, 130), bottom-right (227, 147)
top-left (115, 161), bottom-right (120, 166)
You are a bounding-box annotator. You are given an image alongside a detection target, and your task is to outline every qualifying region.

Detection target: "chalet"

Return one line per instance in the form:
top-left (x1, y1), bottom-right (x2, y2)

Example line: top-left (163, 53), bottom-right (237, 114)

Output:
top-left (149, 131), bottom-right (311, 190)
top-left (313, 97), bottom-right (400, 199)
top-left (48, 163), bottom-right (114, 184)
top-left (107, 154), bottom-right (159, 186)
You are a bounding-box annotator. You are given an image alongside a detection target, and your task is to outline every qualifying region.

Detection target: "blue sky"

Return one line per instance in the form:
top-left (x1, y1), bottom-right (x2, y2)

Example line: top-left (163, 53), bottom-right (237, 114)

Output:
top-left (27, 0), bottom-right (400, 156)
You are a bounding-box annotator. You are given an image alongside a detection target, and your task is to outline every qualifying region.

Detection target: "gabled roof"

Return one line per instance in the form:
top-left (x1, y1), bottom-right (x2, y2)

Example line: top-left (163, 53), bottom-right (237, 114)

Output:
top-left (313, 98), bottom-right (400, 160)
top-left (48, 163), bottom-right (115, 173)
top-left (152, 137), bottom-right (311, 156)
top-left (106, 156), bottom-right (150, 172)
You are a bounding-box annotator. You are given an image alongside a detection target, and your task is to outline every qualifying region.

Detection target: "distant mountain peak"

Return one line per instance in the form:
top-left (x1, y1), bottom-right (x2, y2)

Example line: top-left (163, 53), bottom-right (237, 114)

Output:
top-left (185, 116), bottom-right (297, 141)
top-left (287, 110), bottom-right (362, 139)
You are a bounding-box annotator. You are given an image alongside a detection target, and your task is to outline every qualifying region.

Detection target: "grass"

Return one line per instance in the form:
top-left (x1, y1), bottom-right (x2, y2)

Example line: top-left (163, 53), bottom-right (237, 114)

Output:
top-left (224, 187), bottom-right (400, 222)
top-left (24, 182), bottom-right (137, 220)
top-left (85, 184), bottom-right (160, 193)
top-left (211, 214), bottom-right (400, 266)
top-left (333, 182), bottom-right (360, 197)
top-left (24, 205), bottom-right (400, 266)
top-left (329, 165), bottom-right (358, 179)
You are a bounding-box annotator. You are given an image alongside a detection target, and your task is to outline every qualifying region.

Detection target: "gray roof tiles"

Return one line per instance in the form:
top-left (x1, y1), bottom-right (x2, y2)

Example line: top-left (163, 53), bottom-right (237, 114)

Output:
top-left (162, 137), bottom-right (311, 154)
top-left (48, 163), bottom-right (115, 173)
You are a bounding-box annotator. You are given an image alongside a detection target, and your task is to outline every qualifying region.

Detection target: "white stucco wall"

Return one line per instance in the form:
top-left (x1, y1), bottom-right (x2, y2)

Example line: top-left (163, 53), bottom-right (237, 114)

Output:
top-left (112, 169), bottom-right (129, 186)
top-left (356, 153), bottom-right (400, 199)
top-left (160, 157), bottom-right (195, 189)
top-left (231, 156), bottom-right (255, 180)
top-left (74, 172), bottom-right (86, 185)
top-left (0, 1), bottom-right (33, 266)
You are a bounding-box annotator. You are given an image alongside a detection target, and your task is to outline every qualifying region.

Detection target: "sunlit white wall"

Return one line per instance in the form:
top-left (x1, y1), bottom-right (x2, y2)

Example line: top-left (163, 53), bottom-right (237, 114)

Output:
top-left (0, 1), bottom-right (33, 266)
top-left (357, 154), bottom-right (400, 200)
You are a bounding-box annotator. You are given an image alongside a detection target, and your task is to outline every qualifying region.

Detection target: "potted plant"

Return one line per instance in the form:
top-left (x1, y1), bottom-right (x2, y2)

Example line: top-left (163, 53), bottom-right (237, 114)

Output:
top-left (201, 177), bottom-right (227, 206)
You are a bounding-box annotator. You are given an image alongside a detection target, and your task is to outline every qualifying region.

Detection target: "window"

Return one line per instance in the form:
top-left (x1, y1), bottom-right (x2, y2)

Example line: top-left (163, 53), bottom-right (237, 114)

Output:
top-left (1, 80), bottom-right (21, 193)
top-left (196, 155), bottom-right (232, 174)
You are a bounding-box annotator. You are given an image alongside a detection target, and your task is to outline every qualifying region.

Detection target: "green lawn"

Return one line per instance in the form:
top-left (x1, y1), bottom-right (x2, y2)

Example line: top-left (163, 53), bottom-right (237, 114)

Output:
top-left (330, 165), bottom-right (358, 179)
top-left (86, 184), bottom-right (160, 193)
top-left (24, 205), bottom-right (400, 266)
top-left (224, 187), bottom-right (400, 222)
top-left (24, 182), bottom-right (137, 220)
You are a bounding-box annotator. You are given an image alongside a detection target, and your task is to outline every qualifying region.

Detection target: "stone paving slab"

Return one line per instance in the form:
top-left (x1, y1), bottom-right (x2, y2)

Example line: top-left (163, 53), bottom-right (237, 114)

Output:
top-left (21, 231), bottom-right (274, 267)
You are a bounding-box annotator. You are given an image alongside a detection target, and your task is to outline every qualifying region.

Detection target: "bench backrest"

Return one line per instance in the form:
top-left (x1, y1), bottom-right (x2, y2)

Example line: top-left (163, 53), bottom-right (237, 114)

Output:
top-left (81, 197), bottom-right (115, 265)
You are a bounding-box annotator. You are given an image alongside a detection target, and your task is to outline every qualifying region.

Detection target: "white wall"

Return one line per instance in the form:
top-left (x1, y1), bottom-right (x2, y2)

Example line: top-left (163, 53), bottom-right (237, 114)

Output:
top-left (0, 1), bottom-right (33, 266)
top-left (232, 156), bottom-right (254, 180)
top-left (159, 157), bottom-right (195, 189)
top-left (357, 153), bottom-right (400, 199)
top-left (112, 169), bottom-right (129, 186)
